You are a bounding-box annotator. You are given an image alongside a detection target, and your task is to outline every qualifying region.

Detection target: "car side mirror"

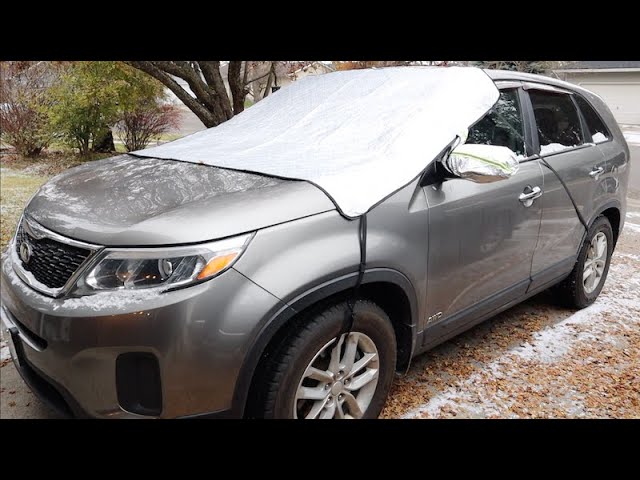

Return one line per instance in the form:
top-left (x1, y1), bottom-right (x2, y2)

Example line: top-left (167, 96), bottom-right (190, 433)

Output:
top-left (442, 144), bottom-right (519, 183)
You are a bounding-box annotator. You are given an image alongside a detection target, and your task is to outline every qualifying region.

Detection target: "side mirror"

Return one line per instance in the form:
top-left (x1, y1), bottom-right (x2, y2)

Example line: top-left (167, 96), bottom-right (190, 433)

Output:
top-left (442, 144), bottom-right (519, 183)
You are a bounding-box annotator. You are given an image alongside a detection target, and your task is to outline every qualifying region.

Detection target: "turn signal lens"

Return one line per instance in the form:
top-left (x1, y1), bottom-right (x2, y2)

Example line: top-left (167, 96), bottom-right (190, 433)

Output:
top-left (197, 253), bottom-right (239, 280)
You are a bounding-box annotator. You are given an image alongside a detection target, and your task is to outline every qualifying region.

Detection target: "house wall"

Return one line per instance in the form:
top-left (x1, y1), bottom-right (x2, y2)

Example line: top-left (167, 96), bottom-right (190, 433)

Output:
top-left (557, 71), bottom-right (640, 125)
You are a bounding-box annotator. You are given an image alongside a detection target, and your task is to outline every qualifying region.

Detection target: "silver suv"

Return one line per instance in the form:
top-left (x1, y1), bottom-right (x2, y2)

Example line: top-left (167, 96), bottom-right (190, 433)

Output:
top-left (1, 69), bottom-right (629, 419)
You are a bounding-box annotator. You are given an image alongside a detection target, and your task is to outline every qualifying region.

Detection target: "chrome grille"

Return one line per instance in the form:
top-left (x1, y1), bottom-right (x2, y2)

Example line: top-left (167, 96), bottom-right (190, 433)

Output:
top-left (14, 221), bottom-right (92, 289)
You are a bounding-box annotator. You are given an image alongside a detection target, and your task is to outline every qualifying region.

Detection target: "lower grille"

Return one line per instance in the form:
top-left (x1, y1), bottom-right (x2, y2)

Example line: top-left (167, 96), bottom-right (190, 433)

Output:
top-left (15, 222), bottom-right (92, 289)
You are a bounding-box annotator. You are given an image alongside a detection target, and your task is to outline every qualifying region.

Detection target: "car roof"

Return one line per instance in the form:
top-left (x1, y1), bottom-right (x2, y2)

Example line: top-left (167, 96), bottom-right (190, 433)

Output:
top-left (483, 69), bottom-right (588, 94)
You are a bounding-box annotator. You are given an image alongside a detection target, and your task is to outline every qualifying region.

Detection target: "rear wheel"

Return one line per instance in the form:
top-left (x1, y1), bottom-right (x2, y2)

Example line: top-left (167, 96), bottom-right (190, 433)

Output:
top-left (253, 300), bottom-right (396, 419)
top-left (553, 215), bottom-right (613, 308)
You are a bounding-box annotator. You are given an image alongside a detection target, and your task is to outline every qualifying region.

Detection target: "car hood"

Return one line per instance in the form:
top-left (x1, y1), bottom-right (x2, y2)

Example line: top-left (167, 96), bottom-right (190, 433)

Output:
top-left (25, 155), bottom-right (335, 246)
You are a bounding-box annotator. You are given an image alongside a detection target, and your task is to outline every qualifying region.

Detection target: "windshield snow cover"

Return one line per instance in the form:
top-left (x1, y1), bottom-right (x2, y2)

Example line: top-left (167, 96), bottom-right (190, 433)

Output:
top-left (135, 67), bottom-right (499, 218)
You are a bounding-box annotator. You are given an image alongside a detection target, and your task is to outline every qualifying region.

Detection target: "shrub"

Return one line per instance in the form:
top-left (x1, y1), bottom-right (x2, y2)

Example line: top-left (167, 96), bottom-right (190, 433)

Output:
top-left (116, 102), bottom-right (181, 151)
top-left (46, 62), bottom-right (168, 156)
top-left (0, 62), bottom-right (55, 157)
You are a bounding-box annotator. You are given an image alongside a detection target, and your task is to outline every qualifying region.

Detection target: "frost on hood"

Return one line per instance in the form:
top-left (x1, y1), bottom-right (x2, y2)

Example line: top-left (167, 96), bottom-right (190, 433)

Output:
top-left (30, 155), bottom-right (281, 232)
top-left (135, 67), bottom-right (499, 218)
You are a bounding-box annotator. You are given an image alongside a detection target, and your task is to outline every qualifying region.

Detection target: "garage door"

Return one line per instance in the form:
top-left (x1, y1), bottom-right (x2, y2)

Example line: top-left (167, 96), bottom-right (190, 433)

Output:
top-left (579, 83), bottom-right (640, 125)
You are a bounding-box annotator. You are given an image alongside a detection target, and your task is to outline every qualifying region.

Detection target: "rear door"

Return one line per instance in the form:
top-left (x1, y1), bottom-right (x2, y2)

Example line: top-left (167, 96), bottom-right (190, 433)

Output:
top-left (524, 86), bottom-right (609, 290)
top-left (423, 87), bottom-right (544, 331)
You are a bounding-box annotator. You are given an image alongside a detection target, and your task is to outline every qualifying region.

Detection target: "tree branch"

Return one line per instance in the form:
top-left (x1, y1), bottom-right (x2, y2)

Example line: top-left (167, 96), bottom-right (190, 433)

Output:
top-left (126, 61), bottom-right (219, 127)
top-left (245, 69), bottom-right (272, 85)
top-left (198, 61), bottom-right (233, 119)
top-left (152, 61), bottom-right (220, 114)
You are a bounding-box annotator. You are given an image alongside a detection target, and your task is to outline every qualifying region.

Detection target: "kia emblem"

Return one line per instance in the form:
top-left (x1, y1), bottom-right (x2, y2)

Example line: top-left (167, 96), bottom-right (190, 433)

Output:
top-left (19, 242), bottom-right (33, 264)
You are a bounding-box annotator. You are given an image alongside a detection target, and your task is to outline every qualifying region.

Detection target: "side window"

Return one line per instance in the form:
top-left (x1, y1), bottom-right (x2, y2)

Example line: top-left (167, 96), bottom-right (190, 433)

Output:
top-left (529, 90), bottom-right (584, 154)
top-left (466, 89), bottom-right (526, 157)
top-left (575, 95), bottom-right (610, 144)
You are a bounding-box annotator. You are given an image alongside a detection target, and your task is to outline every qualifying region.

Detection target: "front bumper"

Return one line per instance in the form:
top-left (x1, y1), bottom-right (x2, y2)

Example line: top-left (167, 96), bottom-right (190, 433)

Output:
top-left (1, 252), bottom-right (287, 418)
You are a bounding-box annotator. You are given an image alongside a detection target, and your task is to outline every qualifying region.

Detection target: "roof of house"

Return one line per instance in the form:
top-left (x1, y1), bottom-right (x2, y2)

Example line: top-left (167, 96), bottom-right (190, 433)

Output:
top-left (289, 61), bottom-right (336, 77)
top-left (555, 61), bottom-right (640, 71)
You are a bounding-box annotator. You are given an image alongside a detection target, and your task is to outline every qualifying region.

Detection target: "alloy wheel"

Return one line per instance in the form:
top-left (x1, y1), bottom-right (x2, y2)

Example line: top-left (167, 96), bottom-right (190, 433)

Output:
top-left (293, 331), bottom-right (380, 419)
top-left (583, 231), bottom-right (607, 294)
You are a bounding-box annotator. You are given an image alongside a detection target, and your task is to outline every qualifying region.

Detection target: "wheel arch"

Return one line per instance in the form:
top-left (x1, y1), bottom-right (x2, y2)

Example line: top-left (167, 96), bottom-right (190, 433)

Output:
top-left (589, 200), bottom-right (622, 246)
top-left (234, 268), bottom-right (419, 417)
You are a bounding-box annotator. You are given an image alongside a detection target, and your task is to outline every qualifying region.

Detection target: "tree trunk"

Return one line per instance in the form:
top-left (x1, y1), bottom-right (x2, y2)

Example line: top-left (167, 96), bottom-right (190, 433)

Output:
top-left (227, 61), bottom-right (245, 115)
top-left (126, 61), bottom-right (221, 128)
top-left (93, 128), bottom-right (115, 153)
top-left (261, 68), bottom-right (274, 100)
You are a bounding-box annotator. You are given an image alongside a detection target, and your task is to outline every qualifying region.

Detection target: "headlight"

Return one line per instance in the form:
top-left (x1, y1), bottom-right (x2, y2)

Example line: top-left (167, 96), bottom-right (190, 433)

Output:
top-left (84, 233), bottom-right (253, 291)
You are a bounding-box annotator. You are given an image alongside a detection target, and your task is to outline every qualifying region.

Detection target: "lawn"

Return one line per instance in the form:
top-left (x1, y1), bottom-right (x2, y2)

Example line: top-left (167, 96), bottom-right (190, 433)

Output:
top-left (0, 169), bottom-right (48, 249)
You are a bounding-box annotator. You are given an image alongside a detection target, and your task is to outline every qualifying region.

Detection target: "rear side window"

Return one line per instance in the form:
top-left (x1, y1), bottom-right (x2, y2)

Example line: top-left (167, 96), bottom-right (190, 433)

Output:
top-left (575, 95), bottom-right (610, 143)
top-left (466, 89), bottom-right (526, 156)
top-left (529, 90), bottom-right (584, 155)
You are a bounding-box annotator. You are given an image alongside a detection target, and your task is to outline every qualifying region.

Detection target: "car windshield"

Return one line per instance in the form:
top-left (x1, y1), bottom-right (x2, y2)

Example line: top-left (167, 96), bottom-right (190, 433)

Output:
top-left (134, 67), bottom-right (499, 217)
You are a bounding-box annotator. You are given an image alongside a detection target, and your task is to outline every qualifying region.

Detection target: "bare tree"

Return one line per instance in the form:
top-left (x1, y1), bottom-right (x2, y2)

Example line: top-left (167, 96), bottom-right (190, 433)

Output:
top-left (473, 61), bottom-right (556, 75)
top-left (334, 61), bottom-right (413, 70)
top-left (126, 61), bottom-right (311, 128)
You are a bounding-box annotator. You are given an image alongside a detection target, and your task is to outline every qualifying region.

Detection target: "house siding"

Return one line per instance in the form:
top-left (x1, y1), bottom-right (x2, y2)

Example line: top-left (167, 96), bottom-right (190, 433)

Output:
top-left (557, 71), bottom-right (640, 125)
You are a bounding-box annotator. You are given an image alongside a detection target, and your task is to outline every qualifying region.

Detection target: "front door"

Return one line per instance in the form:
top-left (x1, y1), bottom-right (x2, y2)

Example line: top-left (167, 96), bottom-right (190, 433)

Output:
top-left (422, 88), bottom-right (544, 335)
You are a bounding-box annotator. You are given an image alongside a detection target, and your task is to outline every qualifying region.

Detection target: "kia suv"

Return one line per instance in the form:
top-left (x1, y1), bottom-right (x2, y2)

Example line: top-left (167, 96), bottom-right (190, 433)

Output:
top-left (1, 69), bottom-right (628, 419)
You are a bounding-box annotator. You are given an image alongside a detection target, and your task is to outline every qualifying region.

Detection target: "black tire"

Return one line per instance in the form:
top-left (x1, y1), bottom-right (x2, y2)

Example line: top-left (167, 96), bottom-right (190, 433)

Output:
top-left (252, 300), bottom-right (396, 419)
top-left (553, 215), bottom-right (613, 309)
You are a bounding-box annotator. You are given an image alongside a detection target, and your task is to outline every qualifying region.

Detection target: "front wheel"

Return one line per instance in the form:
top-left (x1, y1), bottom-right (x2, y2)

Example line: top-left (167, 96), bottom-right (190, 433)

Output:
top-left (253, 300), bottom-right (396, 419)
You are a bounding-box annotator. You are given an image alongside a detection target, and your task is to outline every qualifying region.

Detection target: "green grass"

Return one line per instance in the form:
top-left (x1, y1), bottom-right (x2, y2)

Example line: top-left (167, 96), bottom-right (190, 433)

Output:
top-left (113, 133), bottom-right (186, 153)
top-left (156, 133), bottom-right (185, 142)
top-left (0, 170), bottom-right (50, 249)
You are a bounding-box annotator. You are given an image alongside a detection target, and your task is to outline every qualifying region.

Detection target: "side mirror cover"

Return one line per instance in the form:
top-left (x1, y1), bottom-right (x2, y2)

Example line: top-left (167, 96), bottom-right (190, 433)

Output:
top-left (442, 144), bottom-right (520, 183)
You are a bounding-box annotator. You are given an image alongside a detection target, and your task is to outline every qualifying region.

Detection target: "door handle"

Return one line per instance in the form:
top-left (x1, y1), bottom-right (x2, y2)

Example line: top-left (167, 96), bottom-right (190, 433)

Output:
top-left (519, 186), bottom-right (542, 207)
top-left (589, 166), bottom-right (605, 180)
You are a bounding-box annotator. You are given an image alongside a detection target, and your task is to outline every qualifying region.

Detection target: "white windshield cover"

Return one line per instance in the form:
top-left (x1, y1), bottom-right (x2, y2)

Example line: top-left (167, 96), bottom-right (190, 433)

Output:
top-left (135, 66), bottom-right (499, 218)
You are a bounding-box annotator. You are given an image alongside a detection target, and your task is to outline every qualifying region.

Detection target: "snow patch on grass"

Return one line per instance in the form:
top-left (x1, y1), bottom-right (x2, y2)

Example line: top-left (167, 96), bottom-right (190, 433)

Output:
top-left (0, 167), bottom-right (33, 179)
